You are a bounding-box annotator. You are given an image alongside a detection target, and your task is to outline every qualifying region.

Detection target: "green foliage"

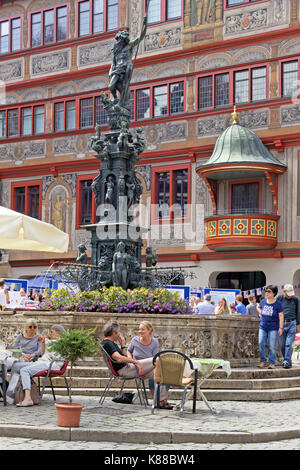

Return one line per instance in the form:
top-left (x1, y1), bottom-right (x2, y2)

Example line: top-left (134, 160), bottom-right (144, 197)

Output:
top-left (48, 328), bottom-right (99, 403)
top-left (40, 286), bottom-right (192, 315)
top-left (48, 328), bottom-right (99, 367)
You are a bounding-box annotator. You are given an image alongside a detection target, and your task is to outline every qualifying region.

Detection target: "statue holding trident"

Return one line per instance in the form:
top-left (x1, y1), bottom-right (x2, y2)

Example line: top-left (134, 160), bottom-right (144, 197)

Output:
top-left (108, 2), bottom-right (150, 111)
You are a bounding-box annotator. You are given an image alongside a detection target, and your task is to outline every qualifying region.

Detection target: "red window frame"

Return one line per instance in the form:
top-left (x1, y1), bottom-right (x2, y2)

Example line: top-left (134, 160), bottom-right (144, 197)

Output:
top-left (53, 99), bottom-right (76, 132)
top-left (76, 174), bottom-right (97, 228)
top-left (151, 164), bottom-right (191, 223)
top-left (0, 15), bottom-right (22, 53)
top-left (53, 94), bottom-right (109, 132)
top-left (131, 79), bottom-right (186, 121)
top-left (144, 0), bottom-right (183, 25)
top-left (11, 180), bottom-right (42, 220)
top-left (197, 64), bottom-right (269, 110)
top-left (224, 0), bottom-right (269, 9)
top-left (76, 0), bottom-right (120, 37)
top-left (0, 103), bottom-right (45, 138)
top-left (229, 179), bottom-right (262, 215)
top-left (29, 3), bottom-right (69, 48)
top-left (279, 58), bottom-right (300, 98)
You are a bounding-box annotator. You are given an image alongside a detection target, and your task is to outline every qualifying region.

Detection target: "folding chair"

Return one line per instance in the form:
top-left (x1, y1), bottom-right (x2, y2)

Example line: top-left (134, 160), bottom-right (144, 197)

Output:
top-left (34, 360), bottom-right (70, 405)
top-left (151, 350), bottom-right (197, 417)
top-left (100, 345), bottom-right (148, 407)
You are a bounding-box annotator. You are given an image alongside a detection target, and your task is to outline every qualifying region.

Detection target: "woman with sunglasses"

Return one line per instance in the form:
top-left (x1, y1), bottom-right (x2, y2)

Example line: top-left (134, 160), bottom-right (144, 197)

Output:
top-left (257, 285), bottom-right (284, 369)
top-left (9, 319), bottom-right (42, 363)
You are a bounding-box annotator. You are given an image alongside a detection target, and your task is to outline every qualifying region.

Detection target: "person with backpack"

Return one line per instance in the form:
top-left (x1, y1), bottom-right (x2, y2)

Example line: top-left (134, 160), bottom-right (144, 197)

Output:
top-left (277, 284), bottom-right (300, 369)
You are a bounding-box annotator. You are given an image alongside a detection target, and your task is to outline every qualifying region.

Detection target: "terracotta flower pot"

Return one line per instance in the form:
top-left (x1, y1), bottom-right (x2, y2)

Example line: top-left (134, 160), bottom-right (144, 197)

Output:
top-left (55, 402), bottom-right (84, 427)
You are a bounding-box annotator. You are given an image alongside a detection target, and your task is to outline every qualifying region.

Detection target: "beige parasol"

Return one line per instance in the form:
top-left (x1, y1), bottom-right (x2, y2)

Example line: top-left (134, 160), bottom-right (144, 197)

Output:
top-left (0, 206), bottom-right (69, 253)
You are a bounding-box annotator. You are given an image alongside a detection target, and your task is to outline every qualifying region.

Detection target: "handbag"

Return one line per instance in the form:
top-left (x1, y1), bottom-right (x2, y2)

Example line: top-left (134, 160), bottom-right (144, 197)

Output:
top-left (112, 392), bottom-right (134, 404)
top-left (14, 377), bottom-right (40, 405)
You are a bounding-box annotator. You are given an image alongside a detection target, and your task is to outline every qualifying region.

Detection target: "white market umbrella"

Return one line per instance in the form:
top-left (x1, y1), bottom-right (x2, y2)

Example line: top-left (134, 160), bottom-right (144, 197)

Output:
top-left (0, 206), bottom-right (69, 253)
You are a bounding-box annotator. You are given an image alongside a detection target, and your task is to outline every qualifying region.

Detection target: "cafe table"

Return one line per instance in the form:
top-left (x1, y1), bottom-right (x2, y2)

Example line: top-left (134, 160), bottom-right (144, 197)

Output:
top-left (184, 358), bottom-right (232, 415)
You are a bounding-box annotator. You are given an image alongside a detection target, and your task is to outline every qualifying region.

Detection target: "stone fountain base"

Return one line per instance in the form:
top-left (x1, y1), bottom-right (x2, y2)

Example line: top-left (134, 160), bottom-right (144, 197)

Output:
top-left (0, 311), bottom-right (260, 366)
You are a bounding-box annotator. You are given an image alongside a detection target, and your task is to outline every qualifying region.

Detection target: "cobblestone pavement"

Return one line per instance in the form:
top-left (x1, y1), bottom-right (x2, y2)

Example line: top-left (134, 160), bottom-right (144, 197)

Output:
top-left (1, 394), bottom-right (300, 435)
top-left (0, 394), bottom-right (300, 450)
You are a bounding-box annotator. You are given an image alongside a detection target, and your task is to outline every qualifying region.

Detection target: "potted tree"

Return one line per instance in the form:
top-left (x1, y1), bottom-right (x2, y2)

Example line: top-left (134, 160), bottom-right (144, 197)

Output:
top-left (49, 328), bottom-right (99, 427)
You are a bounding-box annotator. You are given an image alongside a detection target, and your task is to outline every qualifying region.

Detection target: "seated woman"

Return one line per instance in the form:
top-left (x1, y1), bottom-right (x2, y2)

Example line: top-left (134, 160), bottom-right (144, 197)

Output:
top-left (102, 320), bottom-right (173, 409)
top-left (214, 298), bottom-right (230, 315)
top-left (127, 321), bottom-right (159, 399)
top-left (6, 319), bottom-right (42, 373)
top-left (13, 324), bottom-right (65, 407)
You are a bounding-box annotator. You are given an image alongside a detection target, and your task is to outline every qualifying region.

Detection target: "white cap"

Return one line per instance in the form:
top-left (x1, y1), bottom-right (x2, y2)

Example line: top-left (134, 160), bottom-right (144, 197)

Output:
top-left (284, 284), bottom-right (295, 296)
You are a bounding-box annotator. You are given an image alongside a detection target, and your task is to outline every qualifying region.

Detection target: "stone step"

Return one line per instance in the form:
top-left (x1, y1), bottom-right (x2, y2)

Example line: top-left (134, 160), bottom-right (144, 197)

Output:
top-left (49, 374), bottom-right (300, 391)
top-left (41, 386), bottom-right (300, 401)
top-left (71, 365), bottom-right (300, 380)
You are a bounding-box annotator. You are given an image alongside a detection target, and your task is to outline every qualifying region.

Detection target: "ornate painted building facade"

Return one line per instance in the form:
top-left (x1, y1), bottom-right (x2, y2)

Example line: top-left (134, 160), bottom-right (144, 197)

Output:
top-left (0, 0), bottom-right (299, 294)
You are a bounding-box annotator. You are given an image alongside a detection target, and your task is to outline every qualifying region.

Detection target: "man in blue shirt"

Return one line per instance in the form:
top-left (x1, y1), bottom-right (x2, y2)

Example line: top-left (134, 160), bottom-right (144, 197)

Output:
top-left (196, 294), bottom-right (215, 315)
top-left (235, 294), bottom-right (247, 315)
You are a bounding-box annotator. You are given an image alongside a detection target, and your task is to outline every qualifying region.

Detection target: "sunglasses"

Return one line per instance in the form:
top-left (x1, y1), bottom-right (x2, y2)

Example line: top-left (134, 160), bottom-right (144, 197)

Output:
top-left (266, 290), bottom-right (272, 293)
top-left (28, 325), bottom-right (37, 329)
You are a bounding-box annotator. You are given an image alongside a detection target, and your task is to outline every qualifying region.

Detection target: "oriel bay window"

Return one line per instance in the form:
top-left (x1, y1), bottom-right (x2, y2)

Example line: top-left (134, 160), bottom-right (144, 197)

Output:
top-left (78, 0), bottom-right (119, 36)
top-left (12, 182), bottom-right (41, 219)
top-left (133, 80), bottom-right (185, 120)
top-left (230, 181), bottom-right (260, 215)
top-left (30, 5), bottom-right (68, 47)
top-left (153, 166), bottom-right (190, 220)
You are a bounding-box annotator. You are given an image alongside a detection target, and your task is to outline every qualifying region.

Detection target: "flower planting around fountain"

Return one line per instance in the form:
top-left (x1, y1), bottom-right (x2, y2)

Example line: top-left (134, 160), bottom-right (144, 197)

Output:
top-left (40, 287), bottom-right (192, 315)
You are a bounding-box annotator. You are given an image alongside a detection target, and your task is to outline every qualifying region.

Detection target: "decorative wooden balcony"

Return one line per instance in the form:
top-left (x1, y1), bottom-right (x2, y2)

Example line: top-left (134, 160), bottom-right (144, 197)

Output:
top-left (205, 213), bottom-right (279, 251)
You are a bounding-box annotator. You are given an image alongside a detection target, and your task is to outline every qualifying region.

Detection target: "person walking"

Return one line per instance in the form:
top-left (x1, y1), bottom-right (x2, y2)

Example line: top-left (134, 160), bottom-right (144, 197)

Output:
top-left (257, 285), bottom-right (284, 369)
top-left (277, 284), bottom-right (300, 369)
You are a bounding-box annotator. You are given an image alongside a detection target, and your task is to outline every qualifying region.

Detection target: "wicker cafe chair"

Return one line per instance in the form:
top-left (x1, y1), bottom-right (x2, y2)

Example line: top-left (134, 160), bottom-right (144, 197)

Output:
top-left (151, 350), bottom-right (196, 417)
top-left (99, 345), bottom-right (149, 407)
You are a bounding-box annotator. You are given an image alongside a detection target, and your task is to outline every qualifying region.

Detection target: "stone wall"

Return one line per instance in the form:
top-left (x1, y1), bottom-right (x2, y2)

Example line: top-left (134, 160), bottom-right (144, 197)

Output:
top-left (0, 311), bottom-right (261, 367)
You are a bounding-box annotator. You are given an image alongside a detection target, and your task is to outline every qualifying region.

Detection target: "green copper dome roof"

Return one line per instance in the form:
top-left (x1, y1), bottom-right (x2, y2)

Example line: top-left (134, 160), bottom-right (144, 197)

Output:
top-left (197, 120), bottom-right (287, 180)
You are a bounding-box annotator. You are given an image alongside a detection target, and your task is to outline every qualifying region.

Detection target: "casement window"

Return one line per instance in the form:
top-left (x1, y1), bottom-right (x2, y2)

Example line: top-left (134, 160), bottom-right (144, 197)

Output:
top-left (7, 108), bottom-right (18, 137)
top-left (0, 17), bottom-right (21, 53)
top-left (30, 5), bottom-right (68, 47)
top-left (146, 0), bottom-right (182, 24)
top-left (1, 105), bottom-right (45, 138)
top-left (78, 0), bottom-right (119, 37)
top-left (153, 165), bottom-right (190, 220)
top-left (198, 66), bottom-right (267, 109)
top-left (132, 80), bottom-right (185, 121)
top-left (234, 67), bottom-right (267, 103)
top-left (79, 96), bottom-right (107, 128)
top-left (281, 60), bottom-right (299, 98)
top-left (54, 100), bottom-right (76, 132)
top-left (54, 96), bottom-right (107, 132)
top-left (226, 0), bottom-right (265, 7)
top-left (230, 181), bottom-right (260, 215)
top-left (12, 182), bottom-right (41, 219)
top-left (76, 176), bottom-right (96, 227)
